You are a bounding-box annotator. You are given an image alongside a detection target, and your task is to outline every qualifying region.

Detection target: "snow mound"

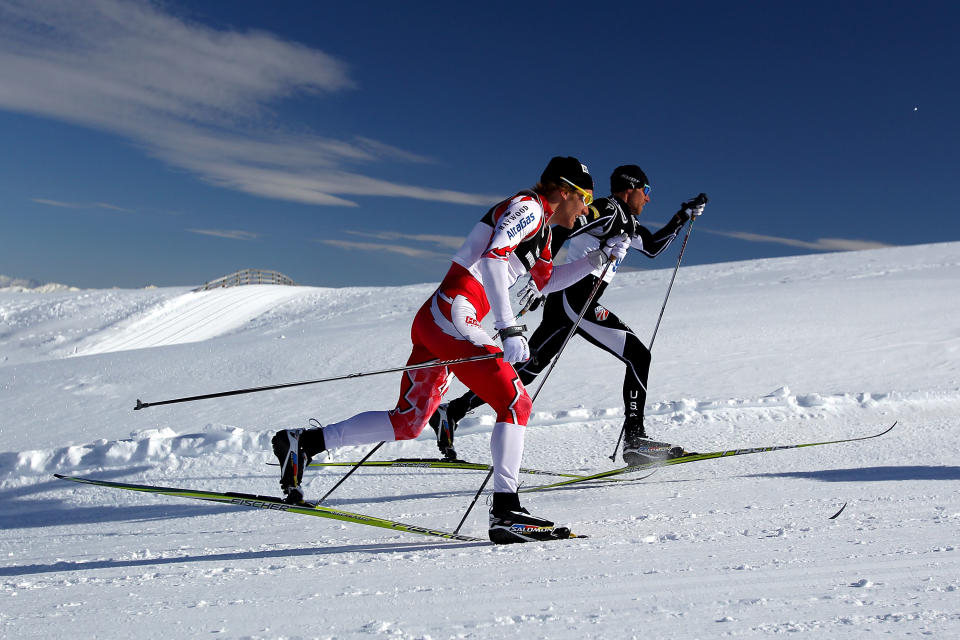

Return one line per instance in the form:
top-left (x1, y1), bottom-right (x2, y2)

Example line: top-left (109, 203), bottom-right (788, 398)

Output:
top-left (0, 274), bottom-right (77, 292)
top-left (75, 285), bottom-right (312, 355)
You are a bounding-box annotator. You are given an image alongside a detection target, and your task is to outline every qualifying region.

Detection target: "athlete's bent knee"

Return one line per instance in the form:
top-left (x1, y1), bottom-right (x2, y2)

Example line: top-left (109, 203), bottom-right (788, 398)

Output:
top-left (494, 389), bottom-right (532, 426)
top-left (389, 412), bottom-right (429, 441)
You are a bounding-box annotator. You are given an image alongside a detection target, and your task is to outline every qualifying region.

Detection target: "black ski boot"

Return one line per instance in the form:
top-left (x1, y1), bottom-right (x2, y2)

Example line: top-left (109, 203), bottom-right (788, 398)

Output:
top-left (428, 403), bottom-right (461, 460)
top-left (271, 427), bottom-right (325, 503)
top-left (622, 421), bottom-right (686, 465)
top-left (488, 492), bottom-right (571, 544)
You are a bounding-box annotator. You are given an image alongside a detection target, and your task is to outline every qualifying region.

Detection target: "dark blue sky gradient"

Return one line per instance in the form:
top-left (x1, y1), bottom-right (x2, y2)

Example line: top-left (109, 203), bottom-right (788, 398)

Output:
top-left (1, 1), bottom-right (956, 288)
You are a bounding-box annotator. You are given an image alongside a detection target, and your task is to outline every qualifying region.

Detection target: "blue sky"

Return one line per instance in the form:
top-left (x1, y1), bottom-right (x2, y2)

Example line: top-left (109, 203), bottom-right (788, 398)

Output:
top-left (1, 0), bottom-right (957, 289)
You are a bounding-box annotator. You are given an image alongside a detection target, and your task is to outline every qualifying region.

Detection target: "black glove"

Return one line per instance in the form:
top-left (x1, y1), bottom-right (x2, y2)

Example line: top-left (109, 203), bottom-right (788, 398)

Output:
top-left (676, 193), bottom-right (709, 223)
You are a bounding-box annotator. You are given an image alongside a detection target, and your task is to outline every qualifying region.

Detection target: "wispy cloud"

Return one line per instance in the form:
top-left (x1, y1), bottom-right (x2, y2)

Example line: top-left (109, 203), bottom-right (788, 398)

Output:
top-left (92, 202), bottom-right (135, 213)
top-left (706, 229), bottom-right (892, 252)
top-left (32, 198), bottom-right (134, 212)
top-left (316, 239), bottom-right (450, 259)
top-left (0, 0), bottom-right (493, 207)
top-left (344, 230), bottom-right (465, 250)
top-left (187, 228), bottom-right (261, 241)
top-left (32, 198), bottom-right (85, 209)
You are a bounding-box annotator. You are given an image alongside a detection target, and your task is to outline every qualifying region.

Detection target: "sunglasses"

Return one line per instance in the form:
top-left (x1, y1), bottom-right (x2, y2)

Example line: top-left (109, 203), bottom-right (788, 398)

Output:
top-left (559, 177), bottom-right (594, 206)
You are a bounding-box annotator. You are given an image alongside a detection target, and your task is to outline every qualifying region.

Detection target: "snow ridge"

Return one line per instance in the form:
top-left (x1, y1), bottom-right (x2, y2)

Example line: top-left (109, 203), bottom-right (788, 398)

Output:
top-left (2, 387), bottom-right (941, 481)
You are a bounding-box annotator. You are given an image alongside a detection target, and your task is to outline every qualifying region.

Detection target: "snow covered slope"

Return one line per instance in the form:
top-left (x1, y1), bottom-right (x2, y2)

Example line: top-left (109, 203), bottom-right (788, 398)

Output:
top-left (1, 242), bottom-right (958, 638)
top-left (76, 285), bottom-right (315, 355)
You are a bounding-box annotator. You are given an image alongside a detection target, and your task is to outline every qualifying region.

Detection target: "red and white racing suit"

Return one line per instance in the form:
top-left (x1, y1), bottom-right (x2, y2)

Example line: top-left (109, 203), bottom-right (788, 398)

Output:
top-left (322, 190), bottom-right (594, 494)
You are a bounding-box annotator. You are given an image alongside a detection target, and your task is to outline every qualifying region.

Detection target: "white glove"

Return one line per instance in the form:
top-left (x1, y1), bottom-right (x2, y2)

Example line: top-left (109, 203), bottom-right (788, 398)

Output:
top-left (502, 335), bottom-right (530, 363)
top-left (604, 233), bottom-right (630, 260)
top-left (587, 233), bottom-right (630, 268)
top-left (495, 324), bottom-right (530, 363)
top-left (516, 279), bottom-right (544, 313)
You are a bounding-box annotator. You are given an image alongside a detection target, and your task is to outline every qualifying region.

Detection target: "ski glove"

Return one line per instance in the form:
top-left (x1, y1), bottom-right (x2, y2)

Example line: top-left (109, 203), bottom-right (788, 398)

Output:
top-left (502, 335), bottom-right (531, 363)
top-left (587, 233), bottom-right (630, 268)
top-left (677, 195), bottom-right (708, 222)
top-left (496, 324), bottom-right (530, 363)
top-left (516, 279), bottom-right (544, 313)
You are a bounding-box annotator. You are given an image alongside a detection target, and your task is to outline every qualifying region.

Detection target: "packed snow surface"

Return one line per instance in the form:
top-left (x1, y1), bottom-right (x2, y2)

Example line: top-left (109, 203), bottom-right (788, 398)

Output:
top-left (1, 242), bottom-right (959, 638)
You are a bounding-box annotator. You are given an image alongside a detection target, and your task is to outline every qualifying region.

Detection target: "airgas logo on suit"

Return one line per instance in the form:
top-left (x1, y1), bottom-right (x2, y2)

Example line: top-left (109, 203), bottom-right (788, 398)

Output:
top-left (504, 211), bottom-right (536, 241)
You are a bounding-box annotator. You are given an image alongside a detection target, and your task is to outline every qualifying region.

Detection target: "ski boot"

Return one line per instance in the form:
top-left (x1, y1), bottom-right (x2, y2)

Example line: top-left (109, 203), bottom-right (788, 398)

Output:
top-left (428, 403), bottom-right (460, 461)
top-left (488, 492), bottom-right (572, 544)
top-left (622, 422), bottom-right (687, 466)
top-left (271, 427), bottom-right (324, 503)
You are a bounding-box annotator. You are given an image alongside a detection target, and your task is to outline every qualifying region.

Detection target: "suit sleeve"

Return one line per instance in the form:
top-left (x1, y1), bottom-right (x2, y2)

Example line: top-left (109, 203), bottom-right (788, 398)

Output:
top-left (479, 196), bottom-right (545, 328)
top-left (630, 214), bottom-right (687, 258)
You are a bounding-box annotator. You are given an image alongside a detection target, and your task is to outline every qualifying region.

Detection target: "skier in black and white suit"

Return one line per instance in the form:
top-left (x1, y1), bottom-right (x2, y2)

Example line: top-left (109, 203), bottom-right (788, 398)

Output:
top-left (430, 165), bottom-right (706, 464)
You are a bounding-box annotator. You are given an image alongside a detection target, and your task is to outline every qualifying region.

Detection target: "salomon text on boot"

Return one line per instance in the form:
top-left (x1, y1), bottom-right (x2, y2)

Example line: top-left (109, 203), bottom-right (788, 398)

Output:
top-left (488, 492), bottom-right (572, 544)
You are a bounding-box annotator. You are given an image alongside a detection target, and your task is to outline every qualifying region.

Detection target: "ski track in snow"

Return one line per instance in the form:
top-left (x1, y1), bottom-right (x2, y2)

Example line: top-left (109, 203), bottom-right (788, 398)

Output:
top-left (1, 242), bottom-right (959, 639)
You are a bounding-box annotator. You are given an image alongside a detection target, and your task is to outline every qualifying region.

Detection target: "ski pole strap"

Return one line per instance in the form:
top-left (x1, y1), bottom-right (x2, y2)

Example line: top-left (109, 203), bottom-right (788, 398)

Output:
top-left (496, 325), bottom-right (526, 340)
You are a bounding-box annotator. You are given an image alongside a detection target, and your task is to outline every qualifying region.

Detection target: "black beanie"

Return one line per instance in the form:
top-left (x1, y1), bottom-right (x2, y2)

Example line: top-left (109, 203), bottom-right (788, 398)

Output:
top-left (610, 165), bottom-right (649, 193)
top-left (540, 156), bottom-right (593, 191)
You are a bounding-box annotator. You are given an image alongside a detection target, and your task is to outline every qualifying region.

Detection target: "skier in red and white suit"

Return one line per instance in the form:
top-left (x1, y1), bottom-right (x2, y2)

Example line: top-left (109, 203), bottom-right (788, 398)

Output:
top-left (273, 157), bottom-right (629, 541)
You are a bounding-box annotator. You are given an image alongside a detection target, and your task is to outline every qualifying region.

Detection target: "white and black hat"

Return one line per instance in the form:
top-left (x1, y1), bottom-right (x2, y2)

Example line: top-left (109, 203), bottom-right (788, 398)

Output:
top-left (611, 165), bottom-right (649, 193)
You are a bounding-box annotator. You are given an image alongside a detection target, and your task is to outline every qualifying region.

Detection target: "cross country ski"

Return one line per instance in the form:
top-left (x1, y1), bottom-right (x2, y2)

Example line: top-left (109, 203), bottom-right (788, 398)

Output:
top-left (304, 457), bottom-right (588, 478)
top-left (54, 474), bottom-right (483, 542)
top-left (53, 474), bottom-right (589, 543)
top-left (521, 422), bottom-right (898, 492)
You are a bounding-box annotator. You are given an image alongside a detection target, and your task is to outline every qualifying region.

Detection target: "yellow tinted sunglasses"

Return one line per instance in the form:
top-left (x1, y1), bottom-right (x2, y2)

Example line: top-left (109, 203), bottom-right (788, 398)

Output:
top-left (559, 176), bottom-right (594, 206)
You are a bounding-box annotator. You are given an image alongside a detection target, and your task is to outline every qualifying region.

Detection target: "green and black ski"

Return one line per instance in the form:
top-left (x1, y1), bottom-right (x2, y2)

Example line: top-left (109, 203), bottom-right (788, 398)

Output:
top-left (305, 457), bottom-right (586, 479)
top-left (521, 422), bottom-right (898, 492)
top-left (54, 474), bottom-right (482, 542)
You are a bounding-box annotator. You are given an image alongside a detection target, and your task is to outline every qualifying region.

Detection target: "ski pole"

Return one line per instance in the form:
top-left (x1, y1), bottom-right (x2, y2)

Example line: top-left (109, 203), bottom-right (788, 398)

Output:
top-left (317, 441), bottom-right (384, 504)
top-left (609, 193), bottom-right (705, 460)
top-left (454, 257), bottom-right (616, 529)
top-left (133, 352), bottom-right (502, 410)
top-left (531, 258), bottom-right (614, 404)
top-left (648, 220), bottom-right (693, 349)
top-left (454, 468), bottom-right (493, 534)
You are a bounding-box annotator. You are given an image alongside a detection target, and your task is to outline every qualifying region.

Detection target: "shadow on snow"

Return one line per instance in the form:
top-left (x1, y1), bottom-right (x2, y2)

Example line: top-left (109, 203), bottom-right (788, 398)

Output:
top-left (0, 539), bottom-right (487, 578)
top-left (747, 465), bottom-right (960, 482)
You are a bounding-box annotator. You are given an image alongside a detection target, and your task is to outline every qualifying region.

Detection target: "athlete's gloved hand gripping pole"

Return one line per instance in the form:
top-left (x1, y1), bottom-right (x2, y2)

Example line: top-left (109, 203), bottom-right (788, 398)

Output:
top-left (609, 192), bottom-right (708, 460)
